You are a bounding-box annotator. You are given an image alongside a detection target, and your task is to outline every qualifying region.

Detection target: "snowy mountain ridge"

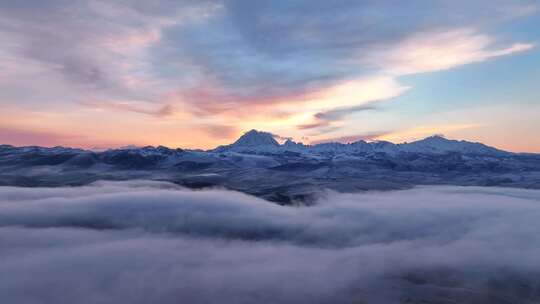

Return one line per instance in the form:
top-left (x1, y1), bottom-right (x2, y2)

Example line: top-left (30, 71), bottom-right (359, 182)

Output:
top-left (0, 130), bottom-right (514, 158)
top-left (1, 130), bottom-right (539, 203)
top-left (214, 130), bottom-right (508, 156)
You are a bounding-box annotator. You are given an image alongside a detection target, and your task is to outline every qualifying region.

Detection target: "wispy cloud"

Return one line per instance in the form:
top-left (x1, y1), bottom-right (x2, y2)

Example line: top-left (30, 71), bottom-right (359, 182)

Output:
top-left (378, 123), bottom-right (485, 143)
top-left (81, 100), bottom-right (174, 117)
top-left (298, 102), bottom-right (380, 131)
top-left (201, 124), bottom-right (239, 139)
top-left (370, 28), bottom-right (535, 76)
top-left (0, 126), bottom-right (79, 147)
top-left (310, 131), bottom-right (391, 144)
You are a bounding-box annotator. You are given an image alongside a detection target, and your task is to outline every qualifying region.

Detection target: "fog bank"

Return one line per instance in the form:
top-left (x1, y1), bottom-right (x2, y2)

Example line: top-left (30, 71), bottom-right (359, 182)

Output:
top-left (1, 181), bottom-right (540, 303)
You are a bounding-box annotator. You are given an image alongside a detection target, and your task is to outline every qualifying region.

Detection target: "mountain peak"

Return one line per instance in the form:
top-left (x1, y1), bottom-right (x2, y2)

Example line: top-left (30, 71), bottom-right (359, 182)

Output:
top-left (423, 134), bottom-right (448, 141)
top-left (284, 138), bottom-right (296, 146)
top-left (404, 135), bottom-right (505, 155)
top-left (232, 129), bottom-right (280, 147)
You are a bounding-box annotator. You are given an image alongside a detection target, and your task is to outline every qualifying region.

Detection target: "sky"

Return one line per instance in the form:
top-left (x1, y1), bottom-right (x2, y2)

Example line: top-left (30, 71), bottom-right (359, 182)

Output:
top-left (0, 0), bottom-right (539, 151)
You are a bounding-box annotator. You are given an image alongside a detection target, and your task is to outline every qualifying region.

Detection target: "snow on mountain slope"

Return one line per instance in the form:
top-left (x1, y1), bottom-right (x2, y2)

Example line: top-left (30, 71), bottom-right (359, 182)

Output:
top-left (213, 130), bottom-right (282, 153)
top-left (400, 135), bottom-right (507, 155)
top-left (213, 130), bottom-right (507, 156)
top-left (0, 130), bottom-right (512, 159)
top-left (1, 131), bottom-right (540, 201)
top-left (232, 129), bottom-right (279, 147)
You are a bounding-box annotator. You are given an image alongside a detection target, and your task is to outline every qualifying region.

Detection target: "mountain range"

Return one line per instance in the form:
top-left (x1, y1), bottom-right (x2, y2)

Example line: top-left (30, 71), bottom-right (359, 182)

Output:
top-left (1, 130), bottom-right (539, 203)
top-left (214, 129), bottom-right (508, 156)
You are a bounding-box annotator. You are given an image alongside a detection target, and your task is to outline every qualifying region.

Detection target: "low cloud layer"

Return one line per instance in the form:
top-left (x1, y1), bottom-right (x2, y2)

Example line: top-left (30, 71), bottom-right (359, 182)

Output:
top-left (1, 181), bottom-right (540, 303)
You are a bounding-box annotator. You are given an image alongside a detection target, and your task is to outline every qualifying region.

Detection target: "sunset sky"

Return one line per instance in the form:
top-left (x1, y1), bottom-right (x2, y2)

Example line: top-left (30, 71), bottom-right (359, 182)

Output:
top-left (1, 0), bottom-right (539, 151)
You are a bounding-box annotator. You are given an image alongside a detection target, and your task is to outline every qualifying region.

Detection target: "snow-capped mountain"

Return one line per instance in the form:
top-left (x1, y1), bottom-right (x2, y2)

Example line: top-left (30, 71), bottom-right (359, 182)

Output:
top-left (0, 130), bottom-right (518, 163)
top-left (213, 130), bottom-right (507, 156)
top-left (398, 135), bottom-right (506, 155)
top-left (1, 130), bottom-right (538, 203)
top-left (233, 129), bottom-right (280, 147)
top-left (213, 129), bottom-right (281, 152)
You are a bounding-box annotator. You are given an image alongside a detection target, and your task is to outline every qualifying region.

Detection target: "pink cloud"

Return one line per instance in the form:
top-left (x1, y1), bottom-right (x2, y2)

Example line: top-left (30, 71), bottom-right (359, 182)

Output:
top-left (310, 132), bottom-right (390, 145)
top-left (202, 124), bottom-right (239, 139)
top-left (81, 101), bottom-right (174, 117)
top-left (0, 127), bottom-right (79, 147)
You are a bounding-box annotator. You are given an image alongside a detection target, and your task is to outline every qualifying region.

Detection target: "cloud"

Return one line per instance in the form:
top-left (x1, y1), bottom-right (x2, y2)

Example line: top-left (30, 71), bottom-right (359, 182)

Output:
top-left (315, 104), bottom-right (378, 122)
top-left (0, 1), bottom-right (217, 96)
top-left (295, 77), bottom-right (409, 132)
top-left (297, 120), bottom-right (330, 130)
top-left (298, 102), bottom-right (380, 131)
top-left (0, 1), bottom-right (537, 146)
top-left (5, 0), bottom-right (531, 108)
top-left (82, 100), bottom-right (174, 117)
top-left (157, 1), bottom-right (535, 117)
top-left (202, 124), bottom-right (239, 139)
top-left (297, 28), bottom-right (534, 134)
top-left (0, 126), bottom-right (79, 147)
top-left (377, 123), bottom-right (485, 143)
top-left (370, 28), bottom-right (535, 76)
top-left (310, 131), bottom-right (391, 144)
top-left (2, 181), bottom-right (540, 303)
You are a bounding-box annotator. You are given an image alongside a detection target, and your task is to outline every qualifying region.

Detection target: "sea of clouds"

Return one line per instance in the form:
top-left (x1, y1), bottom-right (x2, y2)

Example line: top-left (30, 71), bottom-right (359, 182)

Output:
top-left (1, 181), bottom-right (540, 303)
